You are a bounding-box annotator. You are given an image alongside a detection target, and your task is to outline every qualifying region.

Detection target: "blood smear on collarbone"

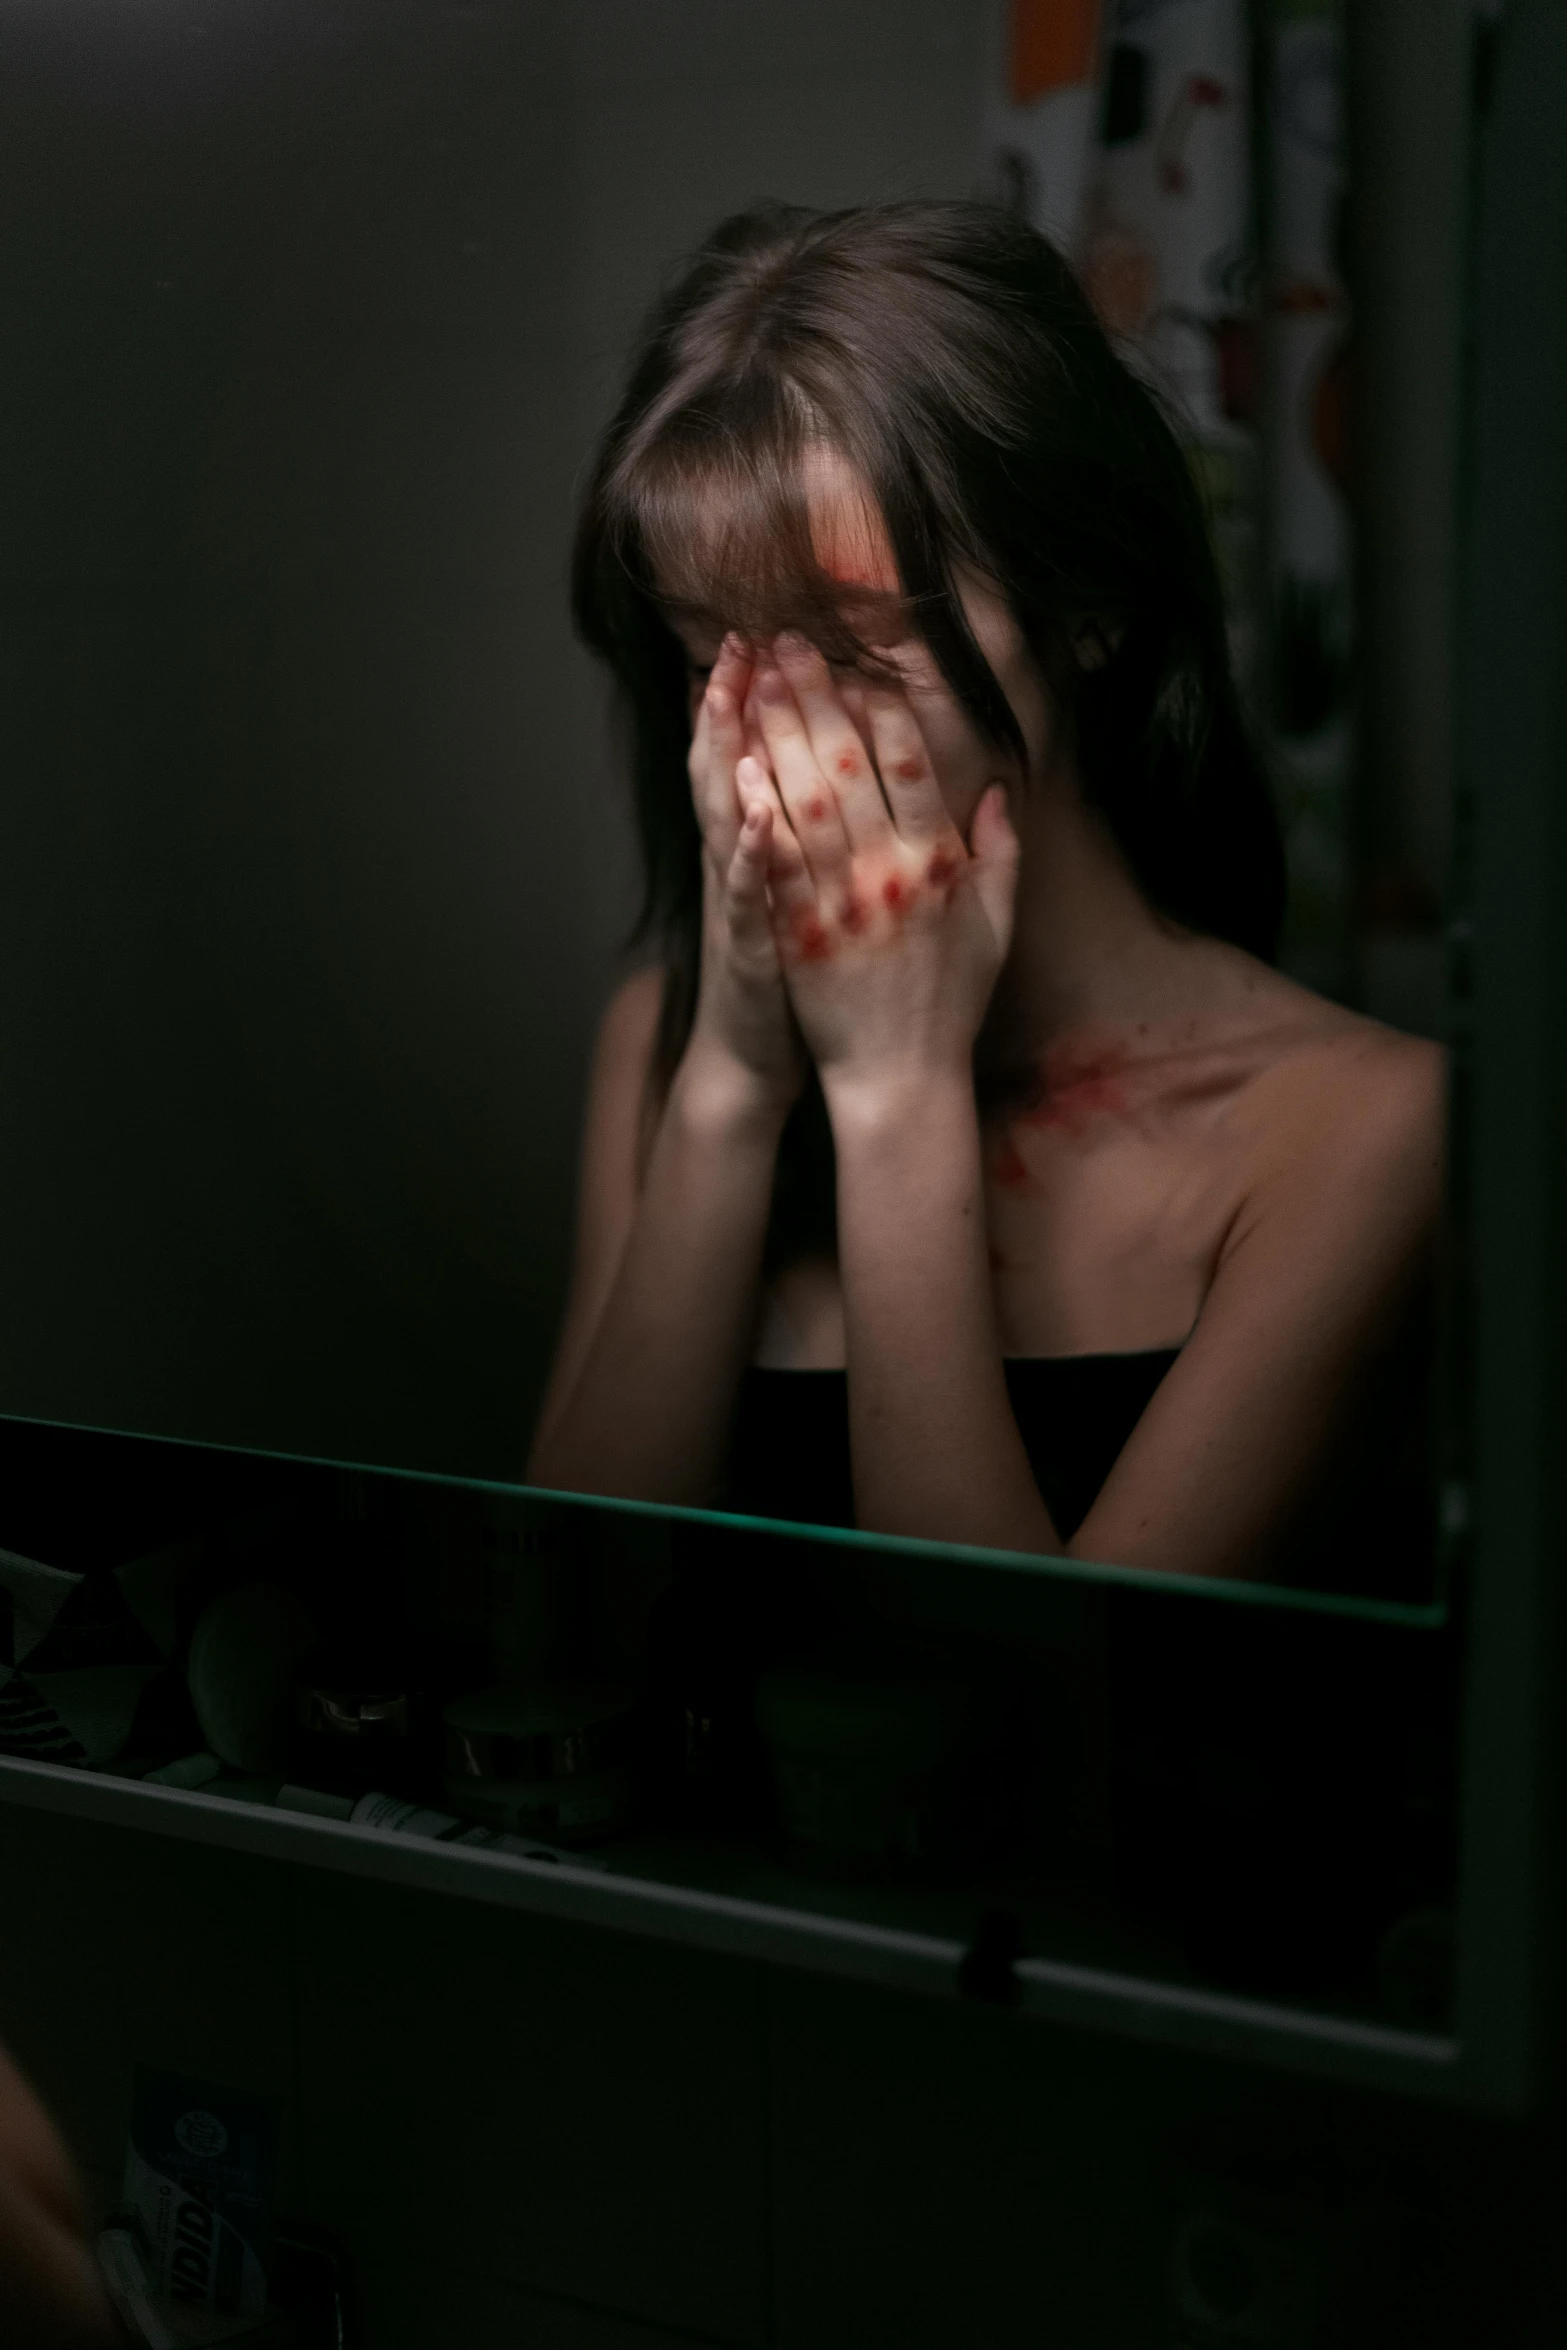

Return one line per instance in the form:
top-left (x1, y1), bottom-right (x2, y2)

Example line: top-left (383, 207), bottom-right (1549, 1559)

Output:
top-left (986, 1046), bottom-right (1132, 1187)
top-left (1018, 1042), bottom-right (1132, 1137)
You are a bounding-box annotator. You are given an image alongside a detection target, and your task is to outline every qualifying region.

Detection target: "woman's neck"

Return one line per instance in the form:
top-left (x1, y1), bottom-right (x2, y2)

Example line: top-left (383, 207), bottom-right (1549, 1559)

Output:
top-left (977, 758), bottom-right (1231, 1089)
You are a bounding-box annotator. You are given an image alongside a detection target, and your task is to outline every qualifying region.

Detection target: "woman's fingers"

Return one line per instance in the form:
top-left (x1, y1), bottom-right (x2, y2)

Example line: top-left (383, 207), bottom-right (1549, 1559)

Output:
top-left (773, 634), bottom-right (891, 852)
top-left (695, 636), bottom-right (752, 866)
top-left (736, 752), bottom-right (817, 950)
top-left (747, 661), bottom-right (852, 889)
top-left (861, 681), bottom-right (951, 844)
top-left (967, 782), bottom-right (1021, 955)
top-left (725, 792), bottom-right (775, 949)
top-left (736, 753), bottom-right (806, 889)
top-left (711, 632), bottom-right (751, 700)
top-left (690, 635), bottom-right (753, 867)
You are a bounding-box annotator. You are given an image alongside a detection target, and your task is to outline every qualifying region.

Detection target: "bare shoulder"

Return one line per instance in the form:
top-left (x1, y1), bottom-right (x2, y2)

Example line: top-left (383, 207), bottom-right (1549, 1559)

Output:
top-left (1237, 968), bottom-right (1446, 1217)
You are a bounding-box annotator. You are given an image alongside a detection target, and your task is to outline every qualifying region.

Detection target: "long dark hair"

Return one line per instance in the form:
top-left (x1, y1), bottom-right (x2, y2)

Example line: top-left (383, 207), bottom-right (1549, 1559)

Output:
top-left (572, 200), bottom-right (1284, 1257)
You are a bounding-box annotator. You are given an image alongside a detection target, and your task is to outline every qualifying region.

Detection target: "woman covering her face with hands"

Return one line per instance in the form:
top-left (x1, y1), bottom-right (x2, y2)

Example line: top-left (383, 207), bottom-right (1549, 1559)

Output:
top-left (530, 202), bottom-right (1441, 1591)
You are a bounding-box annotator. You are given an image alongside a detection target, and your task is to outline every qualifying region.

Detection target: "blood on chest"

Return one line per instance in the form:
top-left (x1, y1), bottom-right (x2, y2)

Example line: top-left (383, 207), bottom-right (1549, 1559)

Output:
top-left (986, 1033), bottom-right (1259, 1186)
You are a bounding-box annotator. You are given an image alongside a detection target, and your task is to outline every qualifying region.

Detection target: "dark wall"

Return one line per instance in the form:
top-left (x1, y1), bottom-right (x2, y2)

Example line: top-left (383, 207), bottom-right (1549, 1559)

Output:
top-left (0, 1), bottom-right (984, 1478)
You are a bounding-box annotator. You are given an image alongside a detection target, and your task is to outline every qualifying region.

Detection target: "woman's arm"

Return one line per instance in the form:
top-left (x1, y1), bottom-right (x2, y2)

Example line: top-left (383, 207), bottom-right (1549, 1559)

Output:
top-left (1072, 1032), bottom-right (1443, 1580)
top-left (828, 1066), bottom-right (1060, 1549)
top-left (527, 976), bottom-right (791, 1503)
top-left (529, 638), bottom-right (802, 1503)
top-left (742, 637), bottom-right (1049, 1544)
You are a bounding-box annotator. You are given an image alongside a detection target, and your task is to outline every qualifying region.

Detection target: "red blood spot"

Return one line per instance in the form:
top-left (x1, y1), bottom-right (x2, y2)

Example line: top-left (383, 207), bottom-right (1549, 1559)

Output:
top-left (805, 796), bottom-right (828, 824)
top-left (1019, 1041), bottom-right (1130, 1136)
top-left (926, 846), bottom-right (959, 891)
top-left (835, 751), bottom-right (862, 778)
top-left (882, 874), bottom-right (910, 913)
top-left (826, 561), bottom-right (888, 587)
top-left (794, 914), bottom-right (832, 962)
top-left (893, 758), bottom-right (924, 782)
top-left (994, 1136), bottom-right (1030, 1190)
top-left (840, 890), bottom-right (868, 934)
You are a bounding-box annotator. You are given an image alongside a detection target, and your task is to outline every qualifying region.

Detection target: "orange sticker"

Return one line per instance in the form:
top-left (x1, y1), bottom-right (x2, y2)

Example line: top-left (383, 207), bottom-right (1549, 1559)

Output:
top-left (1009, 0), bottom-right (1100, 105)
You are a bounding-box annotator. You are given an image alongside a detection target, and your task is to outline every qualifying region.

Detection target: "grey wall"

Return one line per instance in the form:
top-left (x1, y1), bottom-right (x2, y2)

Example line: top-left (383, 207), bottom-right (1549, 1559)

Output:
top-left (0, 0), bottom-right (987, 1479)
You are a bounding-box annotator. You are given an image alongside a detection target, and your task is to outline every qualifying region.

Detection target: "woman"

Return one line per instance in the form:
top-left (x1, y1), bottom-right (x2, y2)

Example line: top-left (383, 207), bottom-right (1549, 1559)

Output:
top-left (528, 201), bottom-right (1441, 1587)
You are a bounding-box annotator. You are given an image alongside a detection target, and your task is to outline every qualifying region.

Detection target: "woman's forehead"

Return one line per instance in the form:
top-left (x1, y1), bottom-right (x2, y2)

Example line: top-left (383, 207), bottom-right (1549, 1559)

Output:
top-left (799, 444), bottom-right (900, 593)
top-left (648, 441), bottom-right (902, 631)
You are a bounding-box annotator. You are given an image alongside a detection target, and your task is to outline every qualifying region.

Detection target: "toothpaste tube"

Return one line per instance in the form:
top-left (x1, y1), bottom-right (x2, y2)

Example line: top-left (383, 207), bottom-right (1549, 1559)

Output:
top-left (275, 1783), bottom-right (606, 1868)
top-left (123, 2069), bottom-right (276, 2323)
top-left (97, 2224), bottom-right (178, 2349)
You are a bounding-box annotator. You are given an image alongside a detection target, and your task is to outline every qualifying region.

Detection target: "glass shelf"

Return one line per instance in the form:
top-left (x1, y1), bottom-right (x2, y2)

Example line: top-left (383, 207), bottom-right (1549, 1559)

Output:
top-left (0, 1408), bottom-right (1463, 2101)
top-left (0, 1748), bottom-right (1456, 2092)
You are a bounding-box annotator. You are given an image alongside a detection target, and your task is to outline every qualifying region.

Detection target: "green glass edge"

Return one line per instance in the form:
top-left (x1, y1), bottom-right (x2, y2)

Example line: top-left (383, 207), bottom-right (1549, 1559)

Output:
top-left (514, 1482), bottom-right (1448, 1629)
top-left (0, 1409), bottom-right (1445, 1633)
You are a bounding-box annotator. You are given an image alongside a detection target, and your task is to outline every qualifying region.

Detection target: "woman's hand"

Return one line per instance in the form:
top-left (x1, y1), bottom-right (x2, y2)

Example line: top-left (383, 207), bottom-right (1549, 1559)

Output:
top-left (685, 635), bottom-right (806, 1113)
top-left (743, 635), bottom-right (1019, 1109)
top-left (0, 2041), bottom-right (115, 2347)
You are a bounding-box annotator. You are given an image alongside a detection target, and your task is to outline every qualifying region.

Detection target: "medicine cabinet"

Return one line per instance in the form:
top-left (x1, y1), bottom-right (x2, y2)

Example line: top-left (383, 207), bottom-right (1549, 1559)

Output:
top-left (1, 1), bottom-right (1563, 2119)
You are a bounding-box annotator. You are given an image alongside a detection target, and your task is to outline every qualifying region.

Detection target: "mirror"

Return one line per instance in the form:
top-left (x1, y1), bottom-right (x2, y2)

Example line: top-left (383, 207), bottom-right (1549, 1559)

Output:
top-left (0, 3), bottom-right (1463, 1612)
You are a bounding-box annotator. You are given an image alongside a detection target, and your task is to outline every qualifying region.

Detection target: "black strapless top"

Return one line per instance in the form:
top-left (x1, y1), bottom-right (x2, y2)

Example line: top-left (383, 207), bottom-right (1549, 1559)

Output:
top-left (725, 1350), bottom-right (1179, 1542)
